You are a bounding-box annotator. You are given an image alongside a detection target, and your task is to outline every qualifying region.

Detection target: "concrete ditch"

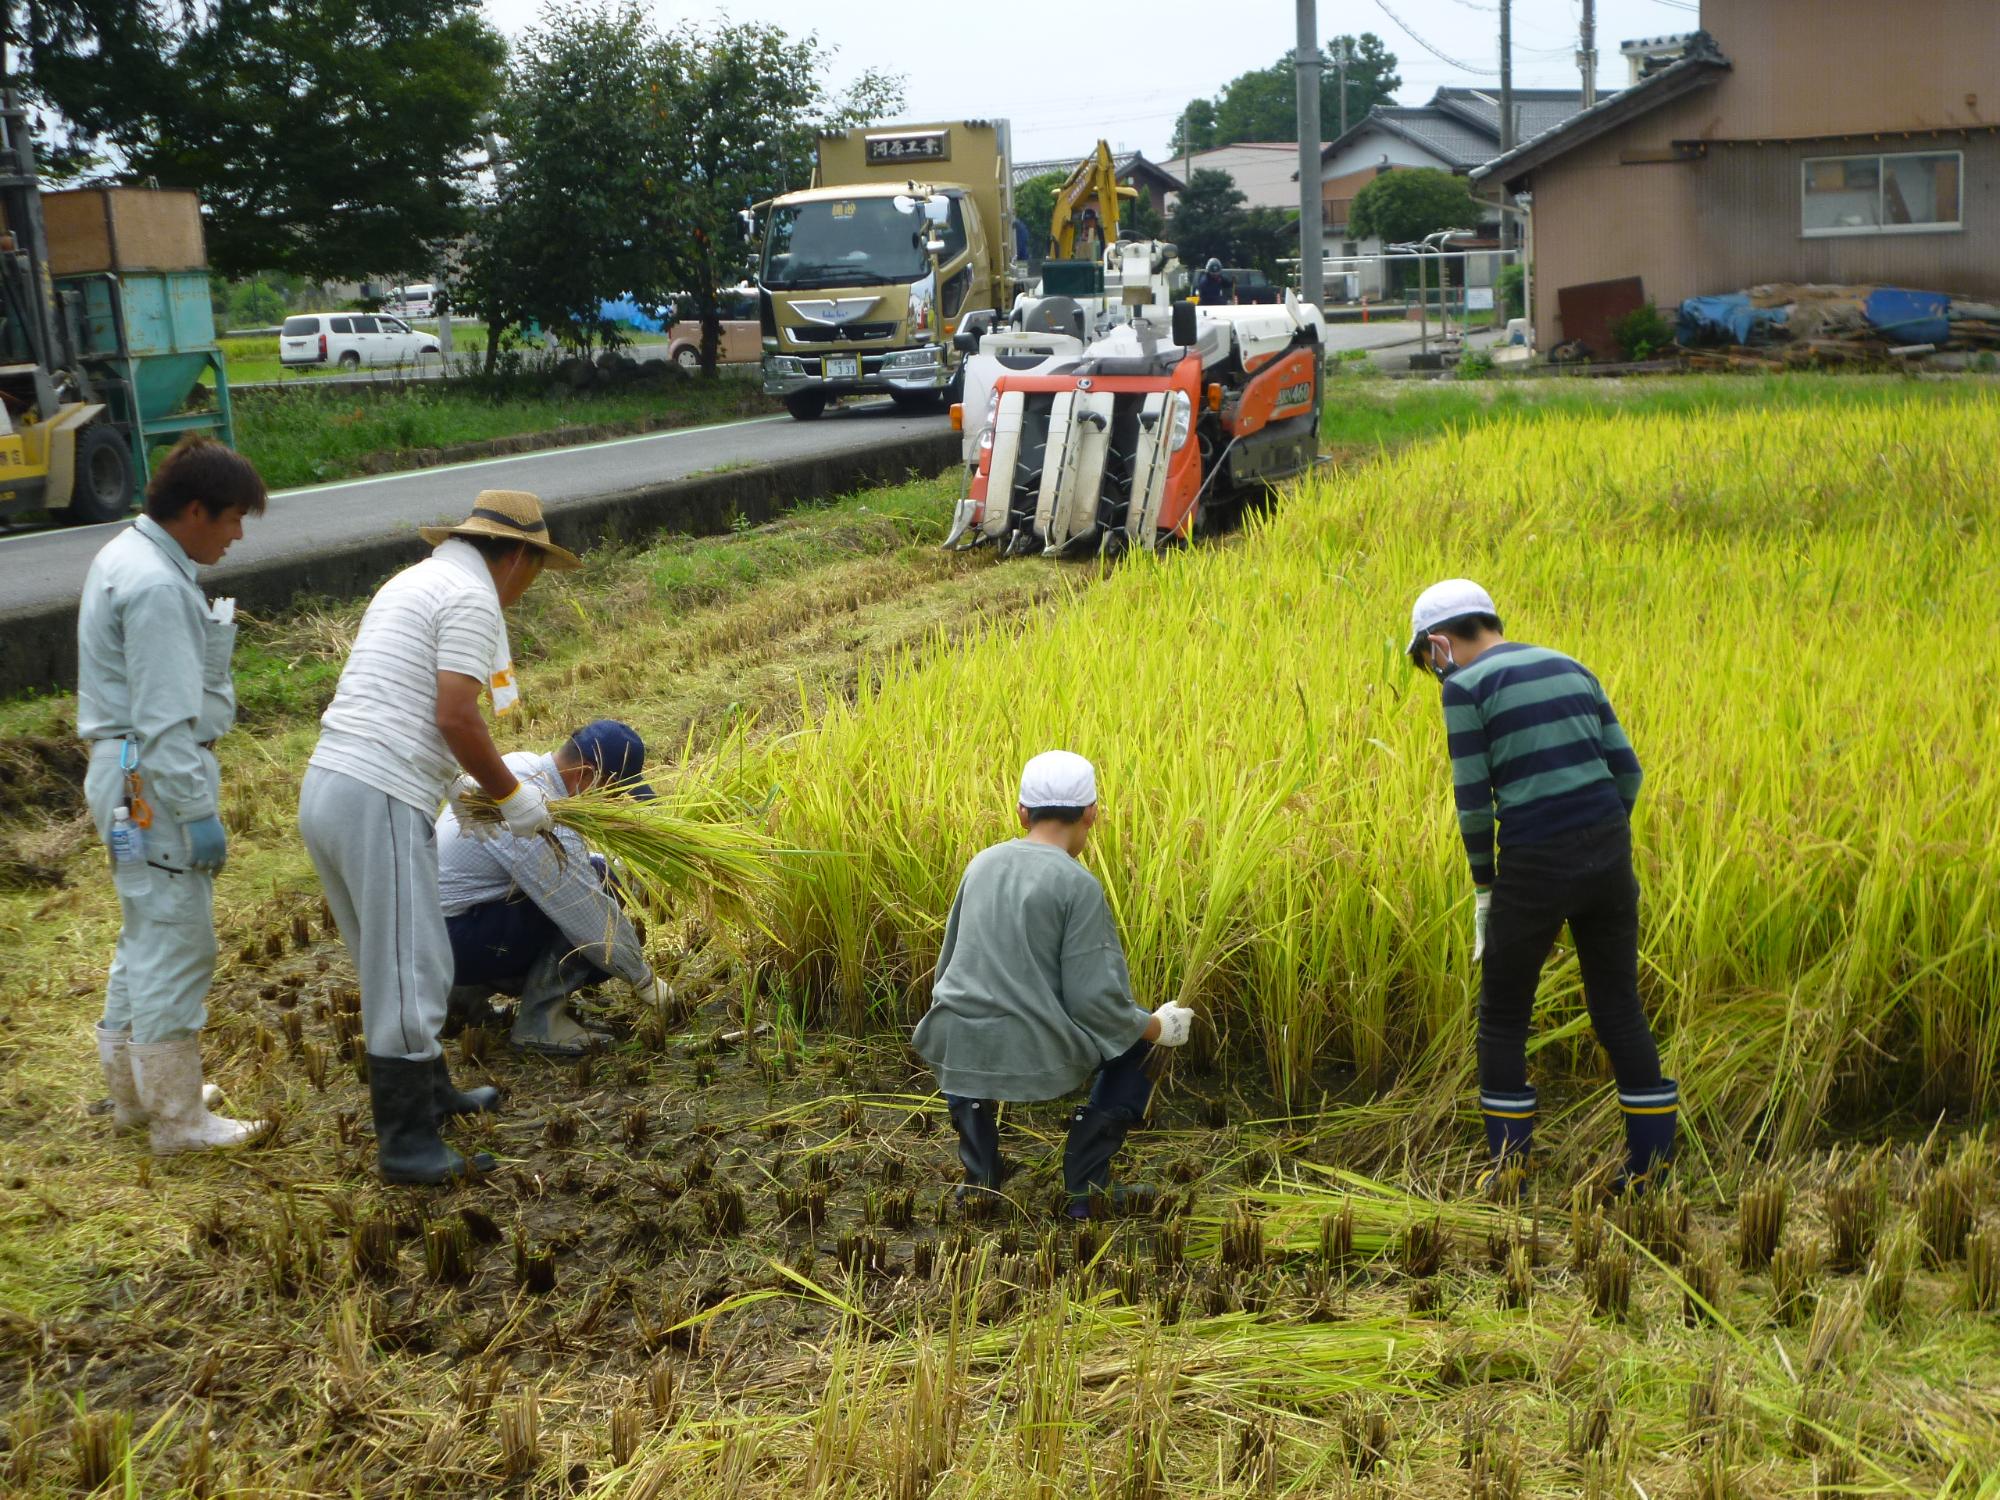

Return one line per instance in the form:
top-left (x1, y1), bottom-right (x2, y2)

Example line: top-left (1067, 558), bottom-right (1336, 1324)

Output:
top-left (1, 429), bottom-right (960, 701)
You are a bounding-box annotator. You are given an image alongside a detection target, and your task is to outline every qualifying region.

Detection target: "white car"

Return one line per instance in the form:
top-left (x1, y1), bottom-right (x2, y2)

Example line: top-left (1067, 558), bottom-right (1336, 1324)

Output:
top-left (279, 313), bottom-right (441, 371)
top-left (384, 283), bottom-right (437, 319)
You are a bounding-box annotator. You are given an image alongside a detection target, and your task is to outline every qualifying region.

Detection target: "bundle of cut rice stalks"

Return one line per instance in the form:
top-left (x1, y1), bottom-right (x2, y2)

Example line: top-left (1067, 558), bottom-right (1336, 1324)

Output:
top-left (457, 780), bottom-right (779, 929)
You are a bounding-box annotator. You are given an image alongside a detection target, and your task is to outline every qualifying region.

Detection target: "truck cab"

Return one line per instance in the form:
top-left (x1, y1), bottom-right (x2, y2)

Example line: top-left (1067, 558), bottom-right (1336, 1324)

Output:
top-left (760, 121), bottom-right (1013, 420)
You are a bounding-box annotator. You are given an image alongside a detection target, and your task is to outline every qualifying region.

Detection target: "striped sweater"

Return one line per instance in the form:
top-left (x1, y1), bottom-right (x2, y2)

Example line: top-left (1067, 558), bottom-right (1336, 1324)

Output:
top-left (1439, 642), bottom-right (1642, 885)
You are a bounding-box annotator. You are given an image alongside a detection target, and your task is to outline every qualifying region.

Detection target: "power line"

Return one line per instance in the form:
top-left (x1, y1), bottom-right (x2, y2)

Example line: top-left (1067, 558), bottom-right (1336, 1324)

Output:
top-left (1372, 0), bottom-right (1501, 76)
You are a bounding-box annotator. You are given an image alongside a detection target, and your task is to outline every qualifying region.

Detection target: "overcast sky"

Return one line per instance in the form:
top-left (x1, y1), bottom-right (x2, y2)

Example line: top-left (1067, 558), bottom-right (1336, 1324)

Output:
top-left (477, 0), bottom-right (1704, 162)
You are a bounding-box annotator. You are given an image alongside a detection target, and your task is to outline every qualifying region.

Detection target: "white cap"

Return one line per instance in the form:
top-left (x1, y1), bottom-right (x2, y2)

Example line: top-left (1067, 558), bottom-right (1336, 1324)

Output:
top-left (1018, 750), bottom-right (1097, 809)
top-left (1407, 578), bottom-right (1497, 657)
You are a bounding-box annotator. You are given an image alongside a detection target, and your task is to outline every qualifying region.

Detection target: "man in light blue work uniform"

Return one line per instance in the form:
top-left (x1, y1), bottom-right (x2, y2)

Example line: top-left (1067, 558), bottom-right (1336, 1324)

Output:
top-left (77, 437), bottom-right (270, 1155)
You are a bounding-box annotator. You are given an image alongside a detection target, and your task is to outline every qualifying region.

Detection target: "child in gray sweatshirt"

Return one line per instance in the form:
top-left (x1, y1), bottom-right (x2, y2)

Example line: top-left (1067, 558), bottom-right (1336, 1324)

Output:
top-left (913, 751), bottom-right (1194, 1217)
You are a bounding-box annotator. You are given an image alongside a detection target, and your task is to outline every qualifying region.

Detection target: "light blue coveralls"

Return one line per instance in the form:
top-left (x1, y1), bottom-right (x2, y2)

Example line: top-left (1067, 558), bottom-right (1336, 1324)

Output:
top-left (76, 516), bottom-right (236, 1044)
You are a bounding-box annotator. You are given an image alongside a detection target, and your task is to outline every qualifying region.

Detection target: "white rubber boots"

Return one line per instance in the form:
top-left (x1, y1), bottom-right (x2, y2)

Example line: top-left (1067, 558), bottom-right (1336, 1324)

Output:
top-left (95, 1023), bottom-right (224, 1128)
top-left (102, 1027), bottom-right (266, 1154)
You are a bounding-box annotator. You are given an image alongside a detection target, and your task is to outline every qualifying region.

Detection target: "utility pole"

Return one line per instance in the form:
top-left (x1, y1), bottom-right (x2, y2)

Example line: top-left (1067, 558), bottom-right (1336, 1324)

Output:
top-left (1498, 0), bottom-right (1515, 153)
top-left (1336, 37), bottom-right (1350, 137)
top-left (1294, 0), bottom-right (1324, 307)
top-left (1578, 0), bottom-right (1598, 108)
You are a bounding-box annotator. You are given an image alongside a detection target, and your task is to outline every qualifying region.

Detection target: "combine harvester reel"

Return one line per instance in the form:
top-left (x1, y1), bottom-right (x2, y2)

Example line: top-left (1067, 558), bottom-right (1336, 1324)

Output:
top-left (946, 241), bottom-right (1325, 560)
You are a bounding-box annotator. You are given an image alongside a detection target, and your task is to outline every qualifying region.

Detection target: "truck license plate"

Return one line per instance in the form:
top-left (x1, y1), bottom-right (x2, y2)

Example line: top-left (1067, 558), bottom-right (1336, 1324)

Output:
top-left (823, 355), bottom-right (859, 379)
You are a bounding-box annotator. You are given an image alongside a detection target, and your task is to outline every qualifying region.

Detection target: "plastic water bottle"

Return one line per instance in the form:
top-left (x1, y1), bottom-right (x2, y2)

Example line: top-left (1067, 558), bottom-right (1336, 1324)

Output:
top-left (109, 806), bottom-right (146, 873)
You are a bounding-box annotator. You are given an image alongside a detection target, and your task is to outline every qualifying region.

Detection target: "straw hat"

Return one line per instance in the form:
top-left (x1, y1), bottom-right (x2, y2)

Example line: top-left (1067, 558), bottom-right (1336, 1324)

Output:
top-left (419, 490), bottom-right (581, 570)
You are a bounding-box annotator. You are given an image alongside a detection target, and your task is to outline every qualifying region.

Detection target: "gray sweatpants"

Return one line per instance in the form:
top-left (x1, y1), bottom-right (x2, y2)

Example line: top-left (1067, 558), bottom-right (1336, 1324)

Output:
top-left (299, 765), bottom-right (450, 1063)
top-left (84, 738), bottom-right (219, 1044)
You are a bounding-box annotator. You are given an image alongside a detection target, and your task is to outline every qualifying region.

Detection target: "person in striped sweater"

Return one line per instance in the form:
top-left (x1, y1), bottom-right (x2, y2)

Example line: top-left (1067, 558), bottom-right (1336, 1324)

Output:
top-left (1407, 579), bottom-right (1677, 1196)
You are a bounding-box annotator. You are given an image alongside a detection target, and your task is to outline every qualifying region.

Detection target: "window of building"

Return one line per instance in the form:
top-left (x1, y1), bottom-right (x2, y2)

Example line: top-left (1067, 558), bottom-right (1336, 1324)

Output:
top-left (1802, 151), bottom-right (1961, 237)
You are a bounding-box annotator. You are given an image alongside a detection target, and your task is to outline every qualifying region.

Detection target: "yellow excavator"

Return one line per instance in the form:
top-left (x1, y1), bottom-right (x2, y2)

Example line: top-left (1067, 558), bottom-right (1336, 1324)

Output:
top-left (1045, 141), bottom-right (1137, 261)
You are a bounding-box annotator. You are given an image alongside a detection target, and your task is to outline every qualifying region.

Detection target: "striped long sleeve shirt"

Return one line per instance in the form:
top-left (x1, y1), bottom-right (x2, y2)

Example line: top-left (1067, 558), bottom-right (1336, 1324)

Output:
top-left (1438, 642), bottom-right (1642, 886)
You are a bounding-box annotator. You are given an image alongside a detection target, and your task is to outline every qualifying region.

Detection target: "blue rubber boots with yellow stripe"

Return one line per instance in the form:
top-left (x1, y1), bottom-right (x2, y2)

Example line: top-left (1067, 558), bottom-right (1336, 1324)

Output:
top-left (1617, 1079), bottom-right (1679, 1193)
top-left (1480, 1080), bottom-right (1680, 1198)
top-left (1477, 1087), bottom-right (1536, 1199)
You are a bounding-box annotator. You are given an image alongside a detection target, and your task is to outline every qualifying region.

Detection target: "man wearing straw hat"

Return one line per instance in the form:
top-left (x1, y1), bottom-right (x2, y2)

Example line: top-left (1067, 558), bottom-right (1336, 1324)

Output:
top-left (299, 490), bottom-right (577, 1183)
top-left (435, 719), bottom-right (673, 1057)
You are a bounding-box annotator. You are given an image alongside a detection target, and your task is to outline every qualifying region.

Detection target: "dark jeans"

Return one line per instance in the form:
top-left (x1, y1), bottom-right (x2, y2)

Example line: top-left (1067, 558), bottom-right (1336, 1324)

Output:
top-left (944, 1035), bottom-right (1156, 1124)
top-left (446, 894), bottom-right (608, 992)
top-left (1478, 818), bottom-right (1663, 1098)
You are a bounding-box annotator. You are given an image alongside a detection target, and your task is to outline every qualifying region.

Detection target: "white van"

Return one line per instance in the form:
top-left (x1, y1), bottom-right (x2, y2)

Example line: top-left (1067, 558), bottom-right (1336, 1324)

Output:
top-left (279, 313), bottom-right (442, 371)
top-left (384, 283), bottom-right (437, 319)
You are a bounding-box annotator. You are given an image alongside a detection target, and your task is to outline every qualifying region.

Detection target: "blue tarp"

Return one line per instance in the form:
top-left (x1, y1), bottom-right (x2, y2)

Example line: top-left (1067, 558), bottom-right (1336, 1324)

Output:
top-left (1677, 294), bottom-right (1791, 347)
top-left (1863, 288), bottom-right (1950, 346)
top-left (598, 296), bottom-right (672, 334)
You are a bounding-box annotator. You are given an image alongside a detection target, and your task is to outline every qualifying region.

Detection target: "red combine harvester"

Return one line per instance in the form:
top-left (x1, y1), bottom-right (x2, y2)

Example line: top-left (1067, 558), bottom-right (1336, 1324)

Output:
top-left (944, 240), bottom-right (1325, 558)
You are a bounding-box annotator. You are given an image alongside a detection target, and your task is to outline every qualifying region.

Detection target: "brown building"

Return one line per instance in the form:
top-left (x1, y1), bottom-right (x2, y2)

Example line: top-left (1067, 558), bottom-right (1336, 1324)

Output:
top-left (1472, 0), bottom-right (2000, 350)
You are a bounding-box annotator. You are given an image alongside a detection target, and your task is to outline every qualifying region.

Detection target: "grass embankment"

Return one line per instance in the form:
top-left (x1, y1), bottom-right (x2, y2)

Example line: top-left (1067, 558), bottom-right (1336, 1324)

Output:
top-left (2, 376), bottom-right (1996, 1495)
top-left (232, 378), bottom-right (773, 491)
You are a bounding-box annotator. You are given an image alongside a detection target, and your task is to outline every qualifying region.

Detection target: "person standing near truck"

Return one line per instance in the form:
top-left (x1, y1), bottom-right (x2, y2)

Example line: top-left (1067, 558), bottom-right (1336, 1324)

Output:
top-left (299, 490), bottom-right (576, 1184)
top-left (1196, 259), bottom-right (1234, 306)
top-left (77, 437), bottom-right (270, 1155)
top-left (1407, 579), bottom-right (1677, 1197)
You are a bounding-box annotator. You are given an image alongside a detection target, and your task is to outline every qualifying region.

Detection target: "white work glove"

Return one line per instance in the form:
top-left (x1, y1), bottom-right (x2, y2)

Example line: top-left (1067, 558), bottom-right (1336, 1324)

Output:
top-left (498, 779), bottom-right (554, 839)
top-left (1473, 889), bottom-right (1493, 963)
top-left (1151, 1002), bottom-right (1195, 1048)
top-left (447, 774), bottom-right (501, 842)
top-left (632, 972), bottom-right (673, 1010)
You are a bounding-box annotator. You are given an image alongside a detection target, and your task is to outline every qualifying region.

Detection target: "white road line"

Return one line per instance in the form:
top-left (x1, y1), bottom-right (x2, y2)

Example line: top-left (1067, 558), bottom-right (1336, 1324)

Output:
top-left (0, 406), bottom-right (906, 549)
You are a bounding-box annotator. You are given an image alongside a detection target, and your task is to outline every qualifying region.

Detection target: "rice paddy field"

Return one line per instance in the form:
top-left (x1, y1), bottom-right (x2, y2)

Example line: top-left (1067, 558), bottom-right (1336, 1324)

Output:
top-left (2, 375), bottom-right (1998, 1497)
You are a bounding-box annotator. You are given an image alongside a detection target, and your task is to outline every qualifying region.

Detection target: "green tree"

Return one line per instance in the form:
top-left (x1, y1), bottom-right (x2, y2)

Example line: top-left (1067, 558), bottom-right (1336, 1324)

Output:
top-left (1122, 189), bottom-right (1164, 242)
top-left (225, 279), bottom-right (289, 329)
top-left (1234, 206), bottom-right (1296, 279)
top-left (455, 1), bottom-right (669, 368)
top-left (650, 20), bottom-right (903, 375)
top-left (1013, 170), bottom-right (1068, 260)
top-left (19, 0), bottom-right (505, 280)
top-left (1168, 169), bottom-right (1247, 269)
top-left (1347, 168), bottom-right (1481, 245)
top-left (1173, 34), bottom-right (1400, 152)
top-left (1171, 98), bottom-right (1219, 155)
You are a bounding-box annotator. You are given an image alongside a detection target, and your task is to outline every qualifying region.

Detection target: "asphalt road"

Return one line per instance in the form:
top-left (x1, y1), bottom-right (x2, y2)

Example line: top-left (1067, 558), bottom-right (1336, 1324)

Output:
top-left (0, 401), bottom-right (938, 617)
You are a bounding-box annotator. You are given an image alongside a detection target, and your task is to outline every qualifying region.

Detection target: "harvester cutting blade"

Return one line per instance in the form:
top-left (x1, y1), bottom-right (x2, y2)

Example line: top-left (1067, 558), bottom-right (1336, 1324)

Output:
top-left (1032, 390), bottom-right (1077, 546)
top-left (942, 493), bottom-right (978, 548)
top-left (1126, 391), bottom-right (1173, 550)
top-left (982, 391), bottom-right (1026, 541)
top-left (1044, 391), bottom-right (1114, 555)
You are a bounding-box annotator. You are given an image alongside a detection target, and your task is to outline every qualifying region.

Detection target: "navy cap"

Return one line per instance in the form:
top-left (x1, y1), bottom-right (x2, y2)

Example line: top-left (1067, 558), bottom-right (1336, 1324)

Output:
top-left (564, 720), bottom-right (654, 799)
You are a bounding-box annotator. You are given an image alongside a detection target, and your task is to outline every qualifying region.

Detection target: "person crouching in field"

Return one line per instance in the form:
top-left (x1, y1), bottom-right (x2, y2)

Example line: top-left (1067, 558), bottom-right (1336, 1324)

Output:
top-left (913, 751), bottom-right (1195, 1218)
top-left (1407, 579), bottom-right (1677, 1198)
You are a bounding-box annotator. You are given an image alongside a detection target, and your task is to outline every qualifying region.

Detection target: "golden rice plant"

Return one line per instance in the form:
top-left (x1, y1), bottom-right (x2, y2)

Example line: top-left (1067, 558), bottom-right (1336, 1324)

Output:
top-left (457, 778), bottom-right (780, 927)
top-left (742, 392), bottom-right (2000, 1145)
